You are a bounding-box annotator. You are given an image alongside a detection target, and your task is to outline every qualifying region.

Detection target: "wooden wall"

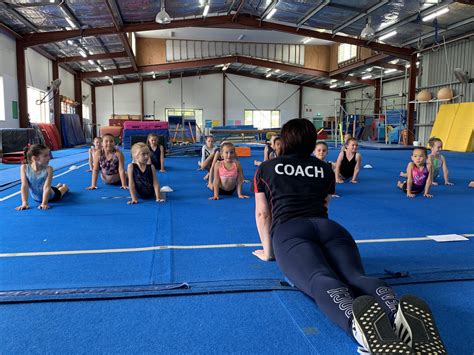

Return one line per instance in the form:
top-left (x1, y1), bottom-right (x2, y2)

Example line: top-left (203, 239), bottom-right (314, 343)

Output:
top-left (136, 38), bottom-right (167, 66)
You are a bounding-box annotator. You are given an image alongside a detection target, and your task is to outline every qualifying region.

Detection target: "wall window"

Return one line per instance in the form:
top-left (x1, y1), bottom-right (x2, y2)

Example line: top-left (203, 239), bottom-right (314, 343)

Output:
top-left (244, 110), bottom-right (280, 129)
top-left (0, 76), bottom-right (4, 121)
top-left (338, 43), bottom-right (357, 64)
top-left (82, 104), bottom-right (90, 120)
top-left (27, 86), bottom-right (49, 123)
top-left (60, 95), bottom-right (76, 114)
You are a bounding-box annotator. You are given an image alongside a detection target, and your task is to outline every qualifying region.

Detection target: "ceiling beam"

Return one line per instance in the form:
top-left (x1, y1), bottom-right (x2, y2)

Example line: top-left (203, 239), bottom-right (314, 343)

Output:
top-left (329, 53), bottom-right (388, 76)
top-left (260, 0), bottom-right (278, 21)
top-left (235, 56), bottom-right (329, 77)
top-left (332, 0), bottom-right (389, 34)
top-left (0, 22), bottom-right (23, 40)
top-left (232, 0), bottom-right (246, 21)
top-left (401, 17), bottom-right (474, 46)
top-left (93, 70), bottom-right (223, 87)
top-left (21, 14), bottom-right (414, 59)
top-left (233, 16), bottom-right (414, 60)
top-left (60, 2), bottom-right (82, 29)
top-left (297, 0), bottom-right (330, 28)
top-left (375, 1), bottom-right (451, 39)
top-left (105, 0), bottom-right (137, 71)
top-left (57, 51), bottom-right (128, 63)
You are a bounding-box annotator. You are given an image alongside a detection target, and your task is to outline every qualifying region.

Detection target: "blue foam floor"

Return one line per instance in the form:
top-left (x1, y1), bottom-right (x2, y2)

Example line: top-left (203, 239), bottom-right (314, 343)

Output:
top-left (0, 147), bottom-right (473, 353)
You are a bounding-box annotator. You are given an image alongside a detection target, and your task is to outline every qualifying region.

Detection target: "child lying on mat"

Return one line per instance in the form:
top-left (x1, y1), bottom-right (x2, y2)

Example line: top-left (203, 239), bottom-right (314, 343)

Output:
top-left (86, 133), bottom-right (127, 190)
top-left (209, 142), bottom-right (248, 200)
top-left (254, 136), bottom-right (282, 166)
top-left (397, 147), bottom-right (433, 198)
top-left (335, 138), bottom-right (362, 183)
top-left (16, 144), bottom-right (69, 210)
top-left (127, 143), bottom-right (164, 204)
top-left (147, 133), bottom-right (166, 173)
top-left (86, 136), bottom-right (102, 172)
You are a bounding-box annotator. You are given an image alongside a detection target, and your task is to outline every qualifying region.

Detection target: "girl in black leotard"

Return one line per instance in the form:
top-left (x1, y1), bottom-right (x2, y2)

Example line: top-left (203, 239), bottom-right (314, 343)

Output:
top-left (335, 138), bottom-right (362, 183)
top-left (252, 119), bottom-right (446, 354)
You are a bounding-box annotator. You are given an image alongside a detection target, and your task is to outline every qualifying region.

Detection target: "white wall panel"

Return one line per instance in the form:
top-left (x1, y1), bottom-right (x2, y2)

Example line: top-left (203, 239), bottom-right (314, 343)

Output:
top-left (0, 32), bottom-right (18, 128)
top-left (25, 48), bottom-right (51, 92)
top-left (59, 68), bottom-right (74, 99)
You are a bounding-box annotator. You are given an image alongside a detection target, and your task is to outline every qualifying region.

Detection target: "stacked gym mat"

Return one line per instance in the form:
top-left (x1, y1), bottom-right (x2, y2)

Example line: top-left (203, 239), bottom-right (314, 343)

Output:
top-left (122, 121), bottom-right (169, 149)
top-left (60, 114), bottom-right (86, 148)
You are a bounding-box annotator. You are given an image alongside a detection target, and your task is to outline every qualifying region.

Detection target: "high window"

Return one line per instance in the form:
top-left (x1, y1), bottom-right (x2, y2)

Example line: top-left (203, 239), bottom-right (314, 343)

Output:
top-left (244, 110), bottom-right (280, 129)
top-left (338, 43), bottom-right (357, 64)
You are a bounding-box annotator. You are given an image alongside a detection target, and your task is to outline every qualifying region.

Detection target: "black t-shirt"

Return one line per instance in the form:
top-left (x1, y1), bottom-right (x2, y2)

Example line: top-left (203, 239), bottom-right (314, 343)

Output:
top-left (254, 154), bottom-right (335, 234)
top-left (149, 145), bottom-right (161, 170)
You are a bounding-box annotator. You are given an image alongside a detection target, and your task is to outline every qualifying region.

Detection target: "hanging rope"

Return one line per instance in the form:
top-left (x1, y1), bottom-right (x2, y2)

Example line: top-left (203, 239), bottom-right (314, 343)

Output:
top-left (431, 18), bottom-right (440, 52)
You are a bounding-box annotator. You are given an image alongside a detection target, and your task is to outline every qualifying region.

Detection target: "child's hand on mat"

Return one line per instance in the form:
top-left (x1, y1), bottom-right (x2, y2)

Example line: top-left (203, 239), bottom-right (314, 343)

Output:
top-left (407, 192), bottom-right (415, 198)
top-left (252, 250), bottom-right (274, 261)
top-left (432, 181), bottom-right (438, 186)
top-left (423, 193), bottom-right (433, 198)
top-left (127, 199), bottom-right (138, 204)
top-left (86, 186), bottom-right (97, 190)
top-left (209, 196), bottom-right (219, 200)
top-left (238, 194), bottom-right (250, 199)
top-left (160, 169), bottom-right (166, 173)
top-left (86, 169), bottom-right (92, 172)
top-left (156, 199), bottom-right (165, 203)
top-left (445, 181), bottom-right (454, 186)
top-left (16, 204), bottom-right (29, 211)
top-left (120, 186), bottom-right (129, 190)
top-left (38, 203), bottom-right (50, 210)
top-left (350, 180), bottom-right (358, 184)
top-left (336, 179), bottom-right (344, 184)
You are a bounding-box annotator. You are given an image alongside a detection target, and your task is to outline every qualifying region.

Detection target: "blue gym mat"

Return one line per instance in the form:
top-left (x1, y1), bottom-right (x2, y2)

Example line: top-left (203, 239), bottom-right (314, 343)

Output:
top-left (0, 147), bottom-right (473, 353)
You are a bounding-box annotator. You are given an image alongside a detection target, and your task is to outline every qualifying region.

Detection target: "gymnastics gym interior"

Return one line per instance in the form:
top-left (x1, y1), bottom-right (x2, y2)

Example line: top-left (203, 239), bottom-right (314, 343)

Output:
top-left (0, 1), bottom-right (473, 354)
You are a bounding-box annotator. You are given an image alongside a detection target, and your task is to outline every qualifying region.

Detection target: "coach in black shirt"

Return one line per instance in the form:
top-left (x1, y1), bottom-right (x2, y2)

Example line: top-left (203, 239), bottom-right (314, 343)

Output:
top-left (252, 119), bottom-right (403, 352)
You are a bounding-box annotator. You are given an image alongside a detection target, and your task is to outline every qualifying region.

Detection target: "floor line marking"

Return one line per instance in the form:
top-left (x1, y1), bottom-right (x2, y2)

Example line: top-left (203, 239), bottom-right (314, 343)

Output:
top-left (0, 162), bottom-right (88, 202)
top-left (1, 234), bottom-right (472, 258)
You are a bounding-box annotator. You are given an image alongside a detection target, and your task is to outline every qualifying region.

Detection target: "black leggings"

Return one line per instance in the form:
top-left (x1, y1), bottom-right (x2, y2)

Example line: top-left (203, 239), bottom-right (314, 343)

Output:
top-left (272, 218), bottom-right (398, 336)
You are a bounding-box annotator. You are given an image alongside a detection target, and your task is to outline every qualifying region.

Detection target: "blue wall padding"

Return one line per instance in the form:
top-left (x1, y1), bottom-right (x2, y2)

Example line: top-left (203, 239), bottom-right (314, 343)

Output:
top-left (60, 114), bottom-right (86, 147)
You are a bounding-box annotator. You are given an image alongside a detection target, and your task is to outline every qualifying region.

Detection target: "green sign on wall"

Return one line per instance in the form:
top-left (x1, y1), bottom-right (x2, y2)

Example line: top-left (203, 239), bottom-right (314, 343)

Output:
top-left (12, 101), bottom-right (18, 119)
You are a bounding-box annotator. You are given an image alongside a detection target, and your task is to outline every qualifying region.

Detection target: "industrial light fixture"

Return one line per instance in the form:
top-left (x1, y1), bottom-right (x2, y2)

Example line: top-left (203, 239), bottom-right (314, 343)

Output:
top-left (78, 49), bottom-right (87, 58)
top-left (155, 0), bottom-right (171, 24)
top-left (67, 39), bottom-right (74, 45)
top-left (275, 69), bottom-right (280, 73)
top-left (222, 64), bottom-right (229, 71)
top-left (238, 34), bottom-right (245, 41)
top-left (344, 81), bottom-right (351, 85)
top-left (362, 74), bottom-right (372, 80)
top-left (329, 83), bottom-right (337, 88)
top-left (265, 72), bottom-right (272, 78)
top-left (384, 68), bottom-right (397, 74)
top-left (65, 17), bottom-right (77, 29)
top-left (266, 8), bottom-right (277, 20)
top-left (108, 77), bottom-right (113, 84)
top-left (360, 17), bottom-right (375, 40)
top-left (422, 7), bottom-right (449, 22)
top-left (378, 30), bottom-right (397, 41)
top-left (97, 67), bottom-right (102, 73)
top-left (203, 2), bottom-right (210, 17)
top-left (302, 37), bottom-right (312, 44)
top-left (152, 72), bottom-right (156, 79)
top-left (88, 59), bottom-right (94, 65)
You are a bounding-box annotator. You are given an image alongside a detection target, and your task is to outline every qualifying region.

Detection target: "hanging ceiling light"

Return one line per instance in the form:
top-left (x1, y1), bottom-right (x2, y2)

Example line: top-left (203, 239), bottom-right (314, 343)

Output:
top-left (155, 0), bottom-right (171, 24)
top-left (360, 16), bottom-right (375, 40)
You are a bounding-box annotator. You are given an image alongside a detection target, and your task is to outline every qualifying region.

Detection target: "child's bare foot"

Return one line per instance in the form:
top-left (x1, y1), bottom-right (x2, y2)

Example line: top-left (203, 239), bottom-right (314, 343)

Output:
top-left (203, 173), bottom-right (209, 180)
top-left (397, 181), bottom-right (404, 189)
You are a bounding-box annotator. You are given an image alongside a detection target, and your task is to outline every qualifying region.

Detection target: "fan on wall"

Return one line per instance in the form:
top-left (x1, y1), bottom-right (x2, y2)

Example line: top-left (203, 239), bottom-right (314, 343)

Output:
top-left (36, 78), bottom-right (61, 105)
top-left (454, 68), bottom-right (473, 83)
top-left (82, 93), bottom-right (91, 104)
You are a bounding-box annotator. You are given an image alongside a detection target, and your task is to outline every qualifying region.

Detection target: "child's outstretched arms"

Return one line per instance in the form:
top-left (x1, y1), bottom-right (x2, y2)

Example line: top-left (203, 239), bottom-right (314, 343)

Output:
top-left (86, 152), bottom-right (100, 190)
top-left (117, 151), bottom-right (128, 189)
top-left (127, 163), bottom-right (138, 204)
top-left (86, 148), bottom-right (93, 172)
top-left (441, 155), bottom-right (453, 185)
top-left (236, 162), bottom-right (249, 199)
top-left (16, 165), bottom-right (30, 210)
top-left (351, 153), bottom-right (362, 183)
top-left (405, 163), bottom-right (416, 198)
top-left (335, 152), bottom-right (344, 183)
top-left (209, 162), bottom-right (220, 200)
top-left (151, 165), bottom-right (165, 202)
top-left (159, 145), bottom-right (166, 172)
top-left (424, 164), bottom-right (434, 198)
